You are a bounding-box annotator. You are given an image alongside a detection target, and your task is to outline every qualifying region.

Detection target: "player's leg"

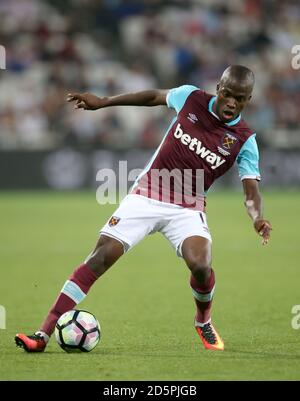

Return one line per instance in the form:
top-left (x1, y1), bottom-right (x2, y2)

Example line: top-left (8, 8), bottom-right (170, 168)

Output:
top-left (181, 235), bottom-right (214, 322)
top-left (182, 236), bottom-right (224, 350)
top-left (15, 235), bottom-right (124, 352)
top-left (40, 235), bottom-right (124, 336)
top-left (15, 194), bottom-right (159, 352)
top-left (161, 208), bottom-right (224, 350)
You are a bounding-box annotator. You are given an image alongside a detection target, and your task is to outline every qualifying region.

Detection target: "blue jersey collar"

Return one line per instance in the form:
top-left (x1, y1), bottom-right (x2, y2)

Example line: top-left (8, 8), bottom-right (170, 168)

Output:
top-left (208, 96), bottom-right (241, 126)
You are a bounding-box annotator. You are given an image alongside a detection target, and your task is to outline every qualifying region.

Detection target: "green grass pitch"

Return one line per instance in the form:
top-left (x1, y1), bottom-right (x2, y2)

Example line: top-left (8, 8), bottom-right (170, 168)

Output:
top-left (0, 190), bottom-right (299, 381)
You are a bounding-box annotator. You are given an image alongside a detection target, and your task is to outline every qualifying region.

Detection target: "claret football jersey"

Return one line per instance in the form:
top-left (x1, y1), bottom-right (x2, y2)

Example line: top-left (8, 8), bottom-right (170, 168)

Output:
top-left (131, 85), bottom-right (261, 210)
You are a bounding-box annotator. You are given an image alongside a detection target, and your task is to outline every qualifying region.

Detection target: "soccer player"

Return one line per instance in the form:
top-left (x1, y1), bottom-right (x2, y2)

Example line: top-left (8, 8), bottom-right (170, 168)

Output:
top-left (15, 65), bottom-right (272, 352)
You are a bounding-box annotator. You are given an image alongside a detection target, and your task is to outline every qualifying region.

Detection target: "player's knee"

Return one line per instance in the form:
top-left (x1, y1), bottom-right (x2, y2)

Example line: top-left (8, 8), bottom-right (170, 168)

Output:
top-left (187, 257), bottom-right (211, 283)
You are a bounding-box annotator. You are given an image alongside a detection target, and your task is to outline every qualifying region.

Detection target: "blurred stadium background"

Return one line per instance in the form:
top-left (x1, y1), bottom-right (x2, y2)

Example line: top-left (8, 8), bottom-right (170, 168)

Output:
top-left (0, 0), bottom-right (300, 190)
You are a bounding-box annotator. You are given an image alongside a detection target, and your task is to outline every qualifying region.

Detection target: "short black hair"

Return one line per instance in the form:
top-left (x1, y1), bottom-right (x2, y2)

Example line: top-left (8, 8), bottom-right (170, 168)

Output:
top-left (220, 65), bottom-right (255, 89)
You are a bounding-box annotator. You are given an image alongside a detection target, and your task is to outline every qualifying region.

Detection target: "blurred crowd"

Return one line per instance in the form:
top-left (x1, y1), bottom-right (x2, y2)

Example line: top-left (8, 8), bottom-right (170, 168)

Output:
top-left (0, 0), bottom-right (299, 150)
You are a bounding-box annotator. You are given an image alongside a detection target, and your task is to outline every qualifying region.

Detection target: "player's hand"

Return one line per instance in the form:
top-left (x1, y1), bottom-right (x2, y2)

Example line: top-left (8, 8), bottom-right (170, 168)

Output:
top-left (254, 218), bottom-right (272, 245)
top-left (66, 92), bottom-right (106, 110)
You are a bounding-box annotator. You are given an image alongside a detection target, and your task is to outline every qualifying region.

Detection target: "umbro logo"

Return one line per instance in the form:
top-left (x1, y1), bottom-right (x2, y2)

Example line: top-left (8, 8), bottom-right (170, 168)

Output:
top-left (187, 113), bottom-right (198, 123)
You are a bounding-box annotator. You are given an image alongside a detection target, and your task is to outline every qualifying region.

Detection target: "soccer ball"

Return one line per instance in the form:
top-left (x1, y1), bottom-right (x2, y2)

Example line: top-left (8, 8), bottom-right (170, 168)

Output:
top-left (55, 310), bottom-right (101, 353)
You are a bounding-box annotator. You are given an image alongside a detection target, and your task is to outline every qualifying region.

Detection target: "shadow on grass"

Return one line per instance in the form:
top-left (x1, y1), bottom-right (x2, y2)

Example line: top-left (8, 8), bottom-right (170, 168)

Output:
top-left (220, 348), bottom-right (300, 361)
top-left (16, 344), bottom-right (300, 362)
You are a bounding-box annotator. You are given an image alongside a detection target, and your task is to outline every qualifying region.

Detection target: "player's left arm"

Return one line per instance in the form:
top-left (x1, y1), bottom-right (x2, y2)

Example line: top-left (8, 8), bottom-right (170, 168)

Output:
top-left (237, 134), bottom-right (272, 245)
top-left (242, 179), bottom-right (272, 245)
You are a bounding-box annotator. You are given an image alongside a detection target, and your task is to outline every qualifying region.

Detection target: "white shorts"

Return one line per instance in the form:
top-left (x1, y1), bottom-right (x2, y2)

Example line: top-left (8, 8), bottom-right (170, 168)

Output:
top-left (100, 194), bottom-right (212, 257)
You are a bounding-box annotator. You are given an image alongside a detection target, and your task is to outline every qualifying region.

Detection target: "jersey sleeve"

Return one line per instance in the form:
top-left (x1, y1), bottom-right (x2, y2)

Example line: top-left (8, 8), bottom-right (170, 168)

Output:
top-left (236, 134), bottom-right (261, 181)
top-left (166, 85), bottom-right (198, 114)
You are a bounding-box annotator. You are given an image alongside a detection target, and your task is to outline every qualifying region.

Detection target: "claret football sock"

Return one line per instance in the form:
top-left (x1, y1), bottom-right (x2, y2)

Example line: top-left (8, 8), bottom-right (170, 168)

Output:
top-left (39, 263), bottom-right (99, 337)
top-left (190, 268), bottom-right (215, 324)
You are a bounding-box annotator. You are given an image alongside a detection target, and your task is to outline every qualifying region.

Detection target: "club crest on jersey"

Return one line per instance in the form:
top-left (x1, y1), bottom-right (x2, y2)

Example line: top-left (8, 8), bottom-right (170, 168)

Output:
top-left (108, 216), bottom-right (120, 227)
top-left (222, 132), bottom-right (238, 150)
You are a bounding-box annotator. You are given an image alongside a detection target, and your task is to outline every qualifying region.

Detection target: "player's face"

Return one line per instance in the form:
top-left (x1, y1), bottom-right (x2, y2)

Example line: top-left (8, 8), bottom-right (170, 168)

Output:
top-left (215, 81), bottom-right (252, 123)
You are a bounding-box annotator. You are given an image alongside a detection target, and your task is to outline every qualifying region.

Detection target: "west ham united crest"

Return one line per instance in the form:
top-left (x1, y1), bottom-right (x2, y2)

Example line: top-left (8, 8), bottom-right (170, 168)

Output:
top-left (222, 132), bottom-right (238, 150)
top-left (108, 216), bottom-right (120, 227)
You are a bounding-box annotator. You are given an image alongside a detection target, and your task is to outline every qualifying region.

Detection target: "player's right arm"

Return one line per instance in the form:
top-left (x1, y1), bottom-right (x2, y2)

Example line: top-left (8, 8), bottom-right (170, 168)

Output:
top-left (66, 90), bottom-right (168, 110)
